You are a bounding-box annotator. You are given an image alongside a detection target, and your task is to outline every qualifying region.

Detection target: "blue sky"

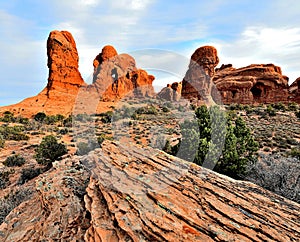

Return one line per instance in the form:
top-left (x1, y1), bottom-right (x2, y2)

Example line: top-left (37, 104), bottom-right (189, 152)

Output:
top-left (0, 0), bottom-right (300, 106)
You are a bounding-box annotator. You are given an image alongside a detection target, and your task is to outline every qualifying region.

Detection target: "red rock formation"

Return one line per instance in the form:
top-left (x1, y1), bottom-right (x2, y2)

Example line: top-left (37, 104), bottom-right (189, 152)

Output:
top-left (46, 30), bottom-right (85, 94)
top-left (289, 77), bottom-right (300, 102)
top-left (181, 46), bottom-right (219, 104)
top-left (0, 32), bottom-right (155, 117)
top-left (0, 141), bottom-right (299, 241)
top-left (157, 82), bottom-right (182, 101)
top-left (214, 64), bottom-right (289, 104)
top-left (0, 30), bottom-right (87, 117)
top-left (92, 47), bottom-right (155, 101)
top-left (180, 46), bottom-right (289, 105)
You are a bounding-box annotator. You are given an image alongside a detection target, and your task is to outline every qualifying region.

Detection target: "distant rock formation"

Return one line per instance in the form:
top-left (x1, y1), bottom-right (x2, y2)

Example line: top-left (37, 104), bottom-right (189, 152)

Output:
top-left (157, 82), bottom-right (182, 101)
top-left (289, 77), bottom-right (300, 102)
top-left (166, 46), bottom-right (290, 105)
top-left (181, 46), bottom-right (219, 104)
top-left (214, 64), bottom-right (289, 104)
top-left (1, 141), bottom-right (299, 241)
top-left (91, 45), bottom-right (155, 101)
top-left (0, 31), bottom-right (155, 117)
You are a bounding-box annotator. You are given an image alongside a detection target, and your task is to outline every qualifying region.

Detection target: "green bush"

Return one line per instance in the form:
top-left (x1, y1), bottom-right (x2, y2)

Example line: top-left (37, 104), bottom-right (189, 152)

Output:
top-left (33, 112), bottom-right (47, 122)
top-left (0, 126), bottom-right (29, 141)
top-left (288, 102), bottom-right (298, 111)
top-left (76, 140), bottom-right (98, 155)
top-left (35, 135), bottom-right (67, 166)
top-left (18, 167), bottom-right (42, 185)
top-left (170, 105), bottom-right (258, 179)
top-left (266, 105), bottom-right (276, 116)
top-left (290, 147), bottom-right (300, 159)
top-left (3, 154), bottom-right (26, 167)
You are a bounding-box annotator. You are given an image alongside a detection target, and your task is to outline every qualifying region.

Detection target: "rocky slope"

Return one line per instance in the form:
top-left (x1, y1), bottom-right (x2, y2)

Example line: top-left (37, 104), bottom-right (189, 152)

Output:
top-left (0, 141), bottom-right (299, 241)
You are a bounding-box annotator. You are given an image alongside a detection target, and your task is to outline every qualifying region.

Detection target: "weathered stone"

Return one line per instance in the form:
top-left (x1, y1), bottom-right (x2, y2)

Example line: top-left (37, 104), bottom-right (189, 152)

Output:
top-left (157, 82), bottom-right (182, 101)
top-left (181, 46), bottom-right (219, 104)
top-left (214, 64), bottom-right (289, 104)
top-left (0, 141), bottom-right (299, 241)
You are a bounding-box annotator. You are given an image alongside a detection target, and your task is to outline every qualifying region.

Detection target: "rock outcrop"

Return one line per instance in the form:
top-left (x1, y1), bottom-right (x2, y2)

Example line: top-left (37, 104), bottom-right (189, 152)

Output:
top-left (0, 32), bottom-right (155, 117)
top-left (1, 141), bottom-right (299, 241)
top-left (157, 82), bottom-right (182, 101)
top-left (289, 77), bottom-right (300, 102)
top-left (0, 30), bottom-right (87, 117)
top-left (181, 46), bottom-right (219, 104)
top-left (214, 64), bottom-right (289, 104)
top-left (46, 30), bottom-right (86, 94)
top-left (91, 46), bottom-right (155, 101)
top-left (173, 46), bottom-right (290, 105)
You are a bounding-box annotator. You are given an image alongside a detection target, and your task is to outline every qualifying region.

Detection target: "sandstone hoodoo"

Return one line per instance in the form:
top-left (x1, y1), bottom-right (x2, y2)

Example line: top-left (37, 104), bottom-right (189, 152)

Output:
top-left (214, 64), bottom-right (289, 104)
top-left (157, 82), bottom-right (182, 101)
top-left (91, 46), bottom-right (155, 101)
top-left (0, 30), bottom-right (87, 117)
top-left (0, 31), bottom-right (156, 117)
top-left (181, 46), bottom-right (219, 104)
top-left (0, 141), bottom-right (299, 241)
top-left (46, 30), bottom-right (86, 94)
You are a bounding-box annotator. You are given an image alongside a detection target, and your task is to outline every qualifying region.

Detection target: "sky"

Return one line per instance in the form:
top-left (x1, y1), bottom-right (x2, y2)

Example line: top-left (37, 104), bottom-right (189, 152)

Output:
top-left (0, 0), bottom-right (300, 106)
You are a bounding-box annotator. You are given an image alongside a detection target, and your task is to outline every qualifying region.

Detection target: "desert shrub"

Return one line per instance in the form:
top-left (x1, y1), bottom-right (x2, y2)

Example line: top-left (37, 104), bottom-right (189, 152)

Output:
top-left (162, 106), bottom-right (170, 113)
top-left (0, 126), bottom-right (29, 141)
top-left (18, 167), bottom-right (42, 185)
top-left (33, 112), bottom-right (47, 122)
top-left (295, 110), bottom-right (300, 119)
top-left (0, 187), bottom-right (33, 224)
top-left (136, 105), bottom-right (158, 115)
top-left (288, 102), bottom-right (298, 111)
top-left (76, 140), bottom-right (99, 155)
top-left (3, 154), bottom-right (26, 167)
top-left (246, 154), bottom-right (300, 203)
top-left (0, 169), bottom-right (14, 189)
top-left (0, 111), bottom-right (16, 123)
top-left (63, 115), bottom-right (74, 127)
top-left (0, 134), bottom-right (4, 148)
top-left (97, 134), bottom-right (113, 147)
top-left (35, 135), bottom-right (67, 166)
top-left (290, 147), bottom-right (300, 159)
top-left (272, 102), bottom-right (286, 111)
top-left (266, 105), bottom-right (276, 116)
top-left (100, 111), bottom-right (113, 123)
top-left (74, 113), bottom-right (92, 122)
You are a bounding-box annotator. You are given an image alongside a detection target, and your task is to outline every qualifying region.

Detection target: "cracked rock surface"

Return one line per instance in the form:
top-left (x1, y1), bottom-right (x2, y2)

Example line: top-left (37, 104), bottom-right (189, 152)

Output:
top-left (1, 141), bottom-right (299, 241)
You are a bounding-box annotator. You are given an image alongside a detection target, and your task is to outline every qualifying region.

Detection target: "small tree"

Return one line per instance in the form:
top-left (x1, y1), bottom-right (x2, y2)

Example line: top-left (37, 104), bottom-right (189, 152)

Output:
top-left (35, 135), bottom-right (67, 167)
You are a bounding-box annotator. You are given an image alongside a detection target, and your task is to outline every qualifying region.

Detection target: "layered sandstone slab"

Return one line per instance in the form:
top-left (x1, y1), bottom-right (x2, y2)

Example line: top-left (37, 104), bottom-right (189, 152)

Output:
top-left (1, 141), bottom-right (299, 241)
top-left (214, 64), bottom-right (289, 104)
